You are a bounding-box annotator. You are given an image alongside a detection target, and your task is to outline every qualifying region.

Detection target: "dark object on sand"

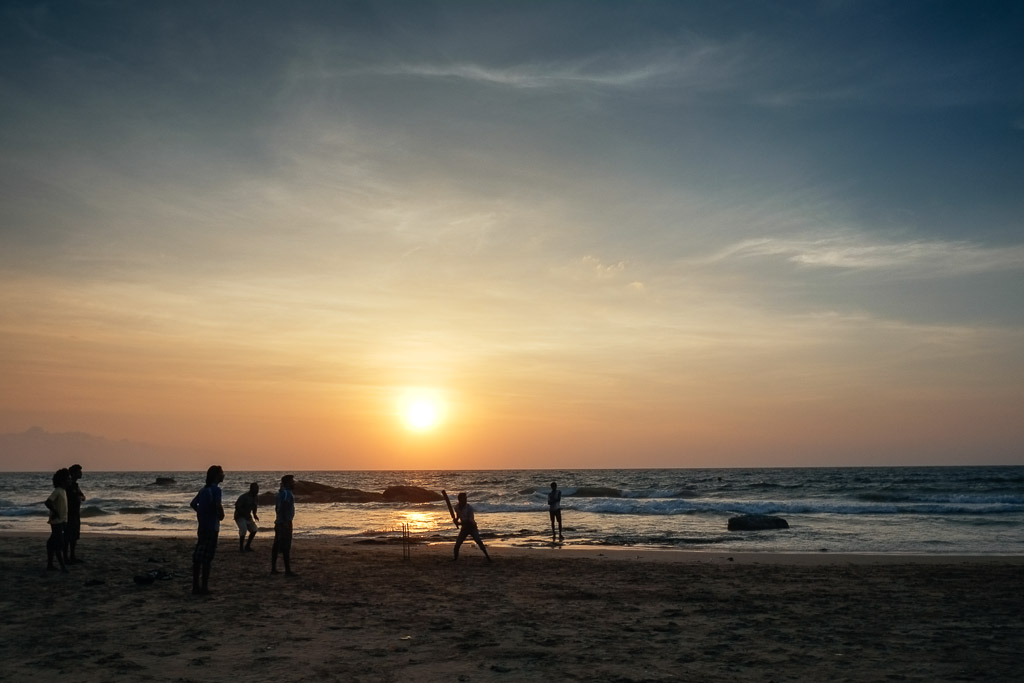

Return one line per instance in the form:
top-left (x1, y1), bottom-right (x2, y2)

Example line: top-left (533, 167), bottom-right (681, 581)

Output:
top-left (134, 569), bottom-right (173, 585)
top-left (728, 515), bottom-right (790, 531)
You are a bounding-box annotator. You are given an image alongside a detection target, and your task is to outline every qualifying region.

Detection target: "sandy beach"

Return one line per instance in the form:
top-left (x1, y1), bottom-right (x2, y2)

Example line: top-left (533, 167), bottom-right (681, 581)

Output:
top-left (1, 534), bottom-right (1022, 682)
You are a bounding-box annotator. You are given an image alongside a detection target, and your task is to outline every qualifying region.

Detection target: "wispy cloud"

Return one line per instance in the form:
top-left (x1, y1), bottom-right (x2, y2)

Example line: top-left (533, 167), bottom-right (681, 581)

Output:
top-left (362, 43), bottom-right (735, 92)
top-left (709, 235), bottom-right (1024, 278)
top-left (382, 62), bottom-right (665, 88)
top-left (580, 255), bottom-right (627, 279)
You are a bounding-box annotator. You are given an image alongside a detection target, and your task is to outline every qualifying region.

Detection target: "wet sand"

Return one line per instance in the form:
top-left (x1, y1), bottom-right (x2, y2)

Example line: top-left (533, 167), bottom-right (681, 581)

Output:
top-left (1, 533), bottom-right (1022, 682)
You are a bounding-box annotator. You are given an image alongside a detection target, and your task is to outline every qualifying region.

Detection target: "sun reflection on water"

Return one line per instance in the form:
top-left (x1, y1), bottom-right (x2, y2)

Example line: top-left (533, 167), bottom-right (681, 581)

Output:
top-left (392, 510), bottom-right (443, 533)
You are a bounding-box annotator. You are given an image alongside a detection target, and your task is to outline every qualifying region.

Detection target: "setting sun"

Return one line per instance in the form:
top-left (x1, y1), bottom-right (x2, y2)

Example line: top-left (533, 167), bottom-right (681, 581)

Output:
top-left (398, 389), bottom-right (446, 432)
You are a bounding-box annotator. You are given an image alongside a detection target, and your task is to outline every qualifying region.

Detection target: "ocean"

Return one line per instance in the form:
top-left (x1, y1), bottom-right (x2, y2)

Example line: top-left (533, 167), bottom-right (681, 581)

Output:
top-left (2, 467), bottom-right (1022, 554)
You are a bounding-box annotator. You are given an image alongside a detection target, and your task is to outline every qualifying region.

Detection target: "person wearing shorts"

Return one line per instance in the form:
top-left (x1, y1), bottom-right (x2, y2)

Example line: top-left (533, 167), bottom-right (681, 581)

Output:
top-left (271, 475), bottom-right (297, 577)
top-left (453, 492), bottom-right (492, 563)
top-left (548, 481), bottom-right (563, 541)
top-left (45, 469), bottom-right (70, 572)
top-left (190, 465), bottom-right (224, 596)
top-left (65, 464), bottom-right (86, 563)
top-left (234, 482), bottom-right (260, 552)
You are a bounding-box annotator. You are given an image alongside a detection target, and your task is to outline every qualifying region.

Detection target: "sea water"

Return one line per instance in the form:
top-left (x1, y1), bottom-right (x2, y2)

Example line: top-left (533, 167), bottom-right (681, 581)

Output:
top-left (2, 467), bottom-right (1022, 554)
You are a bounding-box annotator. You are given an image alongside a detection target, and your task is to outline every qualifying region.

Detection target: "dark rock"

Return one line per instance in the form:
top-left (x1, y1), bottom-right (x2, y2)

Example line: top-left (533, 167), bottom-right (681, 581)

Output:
top-left (257, 483), bottom-right (381, 505)
top-left (727, 515), bottom-right (789, 531)
top-left (292, 480), bottom-right (347, 496)
top-left (255, 481), bottom-right (441, 505)
top-left (381, 486), bottom-right (443, 503)
top-left (294, 481), bottom-right (384, 503)
top-left (149, 477), bottom-right (176, 486)
top-left (570, 487), bottom-right (622, 498)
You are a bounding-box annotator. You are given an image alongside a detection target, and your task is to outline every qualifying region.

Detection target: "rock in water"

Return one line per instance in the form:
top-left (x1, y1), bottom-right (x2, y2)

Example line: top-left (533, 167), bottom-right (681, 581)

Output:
top-left (381, 486), bottom-right (443, 503)
top-left (570, 487), bottom-right (622, 498)
top-left (255, 482), bottom-right (441, 505)
top-left (257, 481), bottom-right (383, 505)
top-left (727, 515), bottom-right (789, 531)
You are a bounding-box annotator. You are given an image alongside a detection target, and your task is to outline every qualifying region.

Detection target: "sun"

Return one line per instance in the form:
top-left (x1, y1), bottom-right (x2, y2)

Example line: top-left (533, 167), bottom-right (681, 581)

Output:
top-left (398, 389), bottom-right (446, 432)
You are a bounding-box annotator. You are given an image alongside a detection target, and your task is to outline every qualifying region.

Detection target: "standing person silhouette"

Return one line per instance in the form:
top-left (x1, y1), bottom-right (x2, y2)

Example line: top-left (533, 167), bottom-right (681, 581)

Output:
top-left (453, 492), bottom-right (491, 562)
top-left (190, 465), bottom-right (225, 596)
top-left (234, 482), bottom-right (260, 552)
top-left (548, 481), bottom-right (563, 541)
top-left (45, 468), bottom-right (71, 572)
top-left (271, 475), bottom-right (297, 577)
top-left (65, 464), bottom-right (86, 563)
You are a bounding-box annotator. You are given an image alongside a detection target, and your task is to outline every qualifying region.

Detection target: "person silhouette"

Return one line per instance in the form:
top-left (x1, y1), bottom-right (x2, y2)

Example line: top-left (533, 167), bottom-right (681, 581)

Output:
top-left (45, 468), bottom-right (71, 572)
top-left (234, 482), bottom-right (260, 552)
top-left (271, 475), bottom-right (297, 577)
top-left (453, 492), bottom-right (491, 562)
top-left (548, 481), bottom-right (563, 541)
top-left (190, 465), bottom-right (225, 595)
top-left (65, 464), bottom-right (86, 563)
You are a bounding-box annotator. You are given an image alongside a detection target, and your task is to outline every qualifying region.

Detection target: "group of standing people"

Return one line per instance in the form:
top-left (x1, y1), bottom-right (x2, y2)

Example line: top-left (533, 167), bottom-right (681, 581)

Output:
top-left (202, 476), bottom-right (564, 572)
top-left (44, 464), bottom-right (86, 572)
top-left (189, 467), bottom-right (297, 596)
top-left (44, 468), bottom-right (566, 578)
top-left (195, 475), bottom-right (561, 574)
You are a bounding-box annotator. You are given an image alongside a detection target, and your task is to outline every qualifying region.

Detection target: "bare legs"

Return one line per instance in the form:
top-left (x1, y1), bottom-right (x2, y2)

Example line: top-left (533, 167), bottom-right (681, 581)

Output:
top-left (453, 523), bottom-right (491, 562)
top-left (550, 510), bottom-right (563, 541)
top-left (47, 524), bottom-right (67, 572)
top-left (271, 523), bottom-right (297, 576)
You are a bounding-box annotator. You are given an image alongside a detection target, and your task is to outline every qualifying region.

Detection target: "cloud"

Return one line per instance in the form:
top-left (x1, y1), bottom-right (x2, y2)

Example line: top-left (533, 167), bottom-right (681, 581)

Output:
top-left (378, 61), bottom-right (662, 89)
top-left (581, 255), bottom-right (627, 279)
top-left (710, 235), bottom-right (1024, 278)
top-left (360, 42), bottom-right (736, 92)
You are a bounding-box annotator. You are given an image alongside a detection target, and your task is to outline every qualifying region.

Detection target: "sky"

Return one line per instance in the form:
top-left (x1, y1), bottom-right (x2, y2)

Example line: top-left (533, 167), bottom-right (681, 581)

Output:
top-left (1, 0), bottom-right (1023, 470)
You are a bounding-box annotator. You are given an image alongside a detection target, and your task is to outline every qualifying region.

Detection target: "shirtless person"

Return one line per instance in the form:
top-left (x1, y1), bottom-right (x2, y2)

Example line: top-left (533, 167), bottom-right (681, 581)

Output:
top-left (234, 482), bottom-right (260, 552)
top-left (548, 481), bottom-right (564, 541)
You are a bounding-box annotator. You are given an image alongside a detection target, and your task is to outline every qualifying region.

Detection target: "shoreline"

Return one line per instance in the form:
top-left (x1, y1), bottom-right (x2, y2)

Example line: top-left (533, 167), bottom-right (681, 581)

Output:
top-left (5, 466), bottom-right (1021, 556)
top-left (7, 528), bottom-right (1024, 563)
top-left (5, 529), bottom-right (1024, 564)
top-left (3, 533), bottom-right (1023, 681)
